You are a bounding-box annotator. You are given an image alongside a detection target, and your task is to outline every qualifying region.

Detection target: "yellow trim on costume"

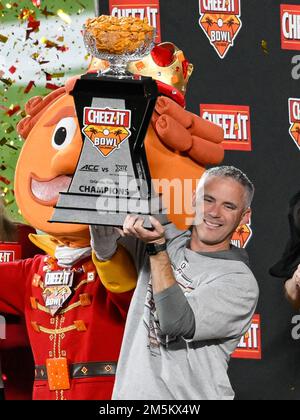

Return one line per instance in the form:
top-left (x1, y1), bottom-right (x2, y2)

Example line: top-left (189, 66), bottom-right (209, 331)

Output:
top-left (29, 234), bottom-right (59, 257)
top-left (74, 279), bottom-right (91, 291)
top-left (39, 324), bottom-right (77, 335)
top-left (92, 244), bottom-right (137, 293)
top-left (35, 300), bottom-right (82, 315)
top-left (36, 320), bottom-right (86, 335)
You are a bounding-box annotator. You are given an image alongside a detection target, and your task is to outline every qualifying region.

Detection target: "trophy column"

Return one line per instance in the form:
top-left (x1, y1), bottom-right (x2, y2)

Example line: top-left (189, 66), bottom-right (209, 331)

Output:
top-left (50, 74), bottom-right (166, 227)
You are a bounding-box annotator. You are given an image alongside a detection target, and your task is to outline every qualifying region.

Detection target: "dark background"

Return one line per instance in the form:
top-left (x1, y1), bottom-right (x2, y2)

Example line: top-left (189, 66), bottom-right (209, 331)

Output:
top-left (98, 0), bottom-right (300, 400)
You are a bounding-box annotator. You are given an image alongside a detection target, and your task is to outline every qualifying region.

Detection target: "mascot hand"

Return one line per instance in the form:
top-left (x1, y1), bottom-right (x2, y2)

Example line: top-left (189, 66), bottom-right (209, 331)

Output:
top-left (89, 225), bottom-right (121, 261)
top-left (151, 96), bottom-right (224, 166)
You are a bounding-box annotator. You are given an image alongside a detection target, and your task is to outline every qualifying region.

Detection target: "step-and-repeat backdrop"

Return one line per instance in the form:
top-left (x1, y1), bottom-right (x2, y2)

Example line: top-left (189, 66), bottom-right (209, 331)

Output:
top-left (98, 0), bottom-right (300, 400)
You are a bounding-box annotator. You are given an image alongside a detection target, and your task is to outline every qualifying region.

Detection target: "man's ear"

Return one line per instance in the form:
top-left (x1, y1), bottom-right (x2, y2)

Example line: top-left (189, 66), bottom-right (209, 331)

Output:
top-left (240, 208), bottom-right (252, 225)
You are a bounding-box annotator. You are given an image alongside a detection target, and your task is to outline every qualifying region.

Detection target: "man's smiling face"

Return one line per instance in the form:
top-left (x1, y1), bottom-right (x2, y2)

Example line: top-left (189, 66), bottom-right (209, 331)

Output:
top-left (193, 175), bottom-right (251, 250)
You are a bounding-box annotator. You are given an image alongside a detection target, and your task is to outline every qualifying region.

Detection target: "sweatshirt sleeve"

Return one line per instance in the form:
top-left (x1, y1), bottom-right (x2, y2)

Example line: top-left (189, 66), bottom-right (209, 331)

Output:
top-left (154, 283), bottom-right (195, 339)
top-left (185, 272), bottom-right (259, 342)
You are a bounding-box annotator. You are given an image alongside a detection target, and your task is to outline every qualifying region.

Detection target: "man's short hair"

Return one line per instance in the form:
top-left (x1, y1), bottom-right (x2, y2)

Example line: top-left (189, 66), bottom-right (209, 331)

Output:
top-left (204, 166), bottom-right (255, 208)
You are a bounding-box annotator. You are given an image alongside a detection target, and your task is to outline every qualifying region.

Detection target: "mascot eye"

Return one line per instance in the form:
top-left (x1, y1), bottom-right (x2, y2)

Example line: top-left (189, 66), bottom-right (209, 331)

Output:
top-left (51, 117), bottom-right (77, 150)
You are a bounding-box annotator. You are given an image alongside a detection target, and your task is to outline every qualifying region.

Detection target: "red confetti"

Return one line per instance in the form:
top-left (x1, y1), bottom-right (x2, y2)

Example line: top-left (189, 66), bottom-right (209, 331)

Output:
top-left (32, 0), bottom-right (41, 7)
top-left (9, 66), bottom-right (17, 74)
top-left (45, 83), bottom-right (60, 90)
top-left (44, 71), bottom-right (52, 81)
top-left (6, 105), bottom-right (21, 116)
top-left (44, 40), bottom-right (68, 52)
top-left (58, 45), bottom-right (68, 52)
top-left (0, 177), bottom-right (11, 186)
top-left (26, 17), bottom-right (40, 38)
top-left (24, 80), bottom-right (35, 94)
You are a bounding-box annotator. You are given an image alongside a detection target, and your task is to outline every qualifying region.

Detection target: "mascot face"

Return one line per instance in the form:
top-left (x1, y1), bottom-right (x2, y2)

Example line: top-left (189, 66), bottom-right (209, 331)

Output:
top-left (15, 90), bottom-right (91, 246)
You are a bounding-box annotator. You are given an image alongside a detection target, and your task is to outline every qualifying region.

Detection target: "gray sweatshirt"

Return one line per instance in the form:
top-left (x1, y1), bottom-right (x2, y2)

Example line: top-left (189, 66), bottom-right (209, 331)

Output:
top-left (113, 225), bottom-right (259, 400)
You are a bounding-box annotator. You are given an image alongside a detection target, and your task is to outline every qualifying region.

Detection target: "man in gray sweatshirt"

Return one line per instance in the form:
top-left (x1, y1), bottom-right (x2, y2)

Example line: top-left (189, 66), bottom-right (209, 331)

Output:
top-left (92, 166), bottom-right (259, 400)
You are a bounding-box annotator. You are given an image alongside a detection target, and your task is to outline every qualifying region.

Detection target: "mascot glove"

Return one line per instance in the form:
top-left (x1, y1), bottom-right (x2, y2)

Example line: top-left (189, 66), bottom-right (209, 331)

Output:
top-left (89, 225), bottom-right (121, 261)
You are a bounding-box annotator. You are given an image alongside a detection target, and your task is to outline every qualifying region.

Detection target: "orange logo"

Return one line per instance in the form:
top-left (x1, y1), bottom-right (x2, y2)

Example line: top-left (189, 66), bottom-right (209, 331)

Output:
top-left (232, 314), bottom-right (262, 360)
top-left (109, 0), bottom-right (161, 43)
top-left (288, 98), bottom-right (300, 150)
top-left (199, 0), bottom-right (242, 59)
top-left (82, 107), bottom-right (131, 157)
top-left (281, 4), bottom-right (300, 50)
top-left (231, 223), bottom-right (252, 248)
top-left (200, 104), bottom-right (252, 151)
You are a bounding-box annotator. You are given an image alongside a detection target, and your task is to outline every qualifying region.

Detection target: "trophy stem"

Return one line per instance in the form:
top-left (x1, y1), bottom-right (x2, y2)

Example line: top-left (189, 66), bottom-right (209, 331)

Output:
top-left (98, 59), bottom-right (134, 79)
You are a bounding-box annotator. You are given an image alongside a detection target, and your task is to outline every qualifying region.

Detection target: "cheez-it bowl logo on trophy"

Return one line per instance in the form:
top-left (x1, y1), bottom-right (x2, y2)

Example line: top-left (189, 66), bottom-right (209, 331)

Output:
top-left (82, 107), bottom-right (131, 157)
top-left (50, 15), bottom-right (166, 228)
top-left (199, 0), bottom-right (242, 59)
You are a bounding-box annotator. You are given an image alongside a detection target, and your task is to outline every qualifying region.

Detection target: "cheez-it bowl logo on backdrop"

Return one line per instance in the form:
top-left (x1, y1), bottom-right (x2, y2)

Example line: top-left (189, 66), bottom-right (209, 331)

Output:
top-left (200, 104), bottom-right (252, 151)
top-left (109, 0), bottom-right (161, 43)
top-left (232, 314), bottom-right (262, 360)
top-left (198, 0), bottom-right (242, 59)
top-left (0, 244), bottom-right (21, 263)
top-left (281, 4), bottom-right (300, 50)
top-left (231, 223), bottom-right (252, 248)
top-left (288, 98), bottom-right (300, 150)
top-left (82, 107), bottom-right (132, 157)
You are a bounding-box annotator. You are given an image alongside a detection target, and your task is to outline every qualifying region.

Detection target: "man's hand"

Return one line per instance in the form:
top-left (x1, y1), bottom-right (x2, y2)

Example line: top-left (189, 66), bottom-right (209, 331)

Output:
top-left (292, 265), bottom-right (300, 288)
top-left (285, 264), bottom-right (300, 310)
top-left (123, 215), bottom-right (166, 245)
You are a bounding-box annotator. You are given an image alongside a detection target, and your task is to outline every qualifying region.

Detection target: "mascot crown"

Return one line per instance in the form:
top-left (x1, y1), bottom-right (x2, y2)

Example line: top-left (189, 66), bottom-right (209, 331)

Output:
top-left (88, 42), bottom-right (193, 107)
top-left (127, 42), bottom-right (193, 106)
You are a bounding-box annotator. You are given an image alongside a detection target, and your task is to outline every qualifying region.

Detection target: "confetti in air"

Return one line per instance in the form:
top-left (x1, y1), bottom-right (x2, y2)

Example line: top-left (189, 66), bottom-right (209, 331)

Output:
top-left (0, 0), bottom-right (93, 219)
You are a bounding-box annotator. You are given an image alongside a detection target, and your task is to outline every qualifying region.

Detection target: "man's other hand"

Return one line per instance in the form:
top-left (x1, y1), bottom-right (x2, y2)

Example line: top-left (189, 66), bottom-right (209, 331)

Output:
top-left (122, 215), bottom-right (166, 245)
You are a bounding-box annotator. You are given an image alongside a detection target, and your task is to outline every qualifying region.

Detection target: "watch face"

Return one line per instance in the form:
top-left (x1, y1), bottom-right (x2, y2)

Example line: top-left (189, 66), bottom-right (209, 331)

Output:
top-left (146, 243), bottom-right (156, 255)
top-left (146, 242), bottom-right (166, 255)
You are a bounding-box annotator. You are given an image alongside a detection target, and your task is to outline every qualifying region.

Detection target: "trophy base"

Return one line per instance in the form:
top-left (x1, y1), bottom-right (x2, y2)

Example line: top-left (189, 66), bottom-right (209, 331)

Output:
top-left (50, 209), bottom-right (168, 228)
top-left (50, 192), bottom-right (168, 228)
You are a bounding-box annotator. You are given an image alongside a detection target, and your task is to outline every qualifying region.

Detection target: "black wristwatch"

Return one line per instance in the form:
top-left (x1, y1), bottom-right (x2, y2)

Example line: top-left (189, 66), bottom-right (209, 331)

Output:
top-left (145, 242), bottom-right (167, 256)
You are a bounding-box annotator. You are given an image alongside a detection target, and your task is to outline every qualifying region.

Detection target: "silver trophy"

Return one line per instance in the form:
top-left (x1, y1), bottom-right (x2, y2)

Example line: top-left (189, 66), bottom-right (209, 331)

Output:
top-left (50, 21), bottom-right (166, 227)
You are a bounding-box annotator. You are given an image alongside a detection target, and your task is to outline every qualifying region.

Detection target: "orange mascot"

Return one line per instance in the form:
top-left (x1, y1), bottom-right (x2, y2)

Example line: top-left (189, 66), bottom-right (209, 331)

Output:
top-left (0, 42), bottom-right (223, 400)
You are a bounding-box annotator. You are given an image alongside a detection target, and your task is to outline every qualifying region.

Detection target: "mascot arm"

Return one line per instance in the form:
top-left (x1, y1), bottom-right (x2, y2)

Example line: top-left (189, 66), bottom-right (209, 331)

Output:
top-left (92, 244), bottom-right (137, 294)
top-left (153, 96), bottom-right (224, 165)
top-left (0, 259), bottom-right (31, 316)
top-left (92, 245), bottom-right (137, 319)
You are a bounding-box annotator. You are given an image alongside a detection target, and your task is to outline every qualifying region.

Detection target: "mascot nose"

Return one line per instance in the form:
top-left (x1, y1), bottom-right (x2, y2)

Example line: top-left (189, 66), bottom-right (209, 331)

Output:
top-left (51, 144), bottom-right (81, 176)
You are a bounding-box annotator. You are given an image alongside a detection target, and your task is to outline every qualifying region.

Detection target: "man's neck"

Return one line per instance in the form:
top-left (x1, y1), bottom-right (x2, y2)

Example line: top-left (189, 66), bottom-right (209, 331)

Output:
top-left (189, 228), bottom-right (231, 253)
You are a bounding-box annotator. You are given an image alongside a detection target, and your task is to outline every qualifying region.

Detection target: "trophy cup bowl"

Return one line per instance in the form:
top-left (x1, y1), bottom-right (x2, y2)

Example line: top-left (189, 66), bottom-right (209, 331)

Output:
top-left (83, 23), bottom-right (155, 78)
